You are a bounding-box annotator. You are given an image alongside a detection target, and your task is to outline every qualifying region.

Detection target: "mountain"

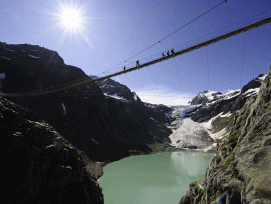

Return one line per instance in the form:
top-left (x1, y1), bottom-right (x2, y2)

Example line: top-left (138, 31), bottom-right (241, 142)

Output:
top-left (1, 42), bottom-right (178, 203)
top-left (191, 74), bottom-right (266, 123)
top-left (169, 74), bottom-right (266, 153)
top-left (90, 74), bottom-right (143, 103)
top-left (3, 41), bottom-right (270, 203)
top-left (1, 97), bottom-right (103, 203)
top-left (179, 70), bottom-right (271, 203)
top-left (188, 90), bottom-right (223, 105)
top-left (0, 42), bottom-right (174, 161)
top-left (0, 42), bottom-right (102, 96)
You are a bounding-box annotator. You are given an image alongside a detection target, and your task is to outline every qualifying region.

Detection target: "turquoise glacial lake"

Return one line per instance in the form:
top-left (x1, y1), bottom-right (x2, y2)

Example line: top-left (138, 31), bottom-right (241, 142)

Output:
top-left (98, 151), bottom-right (215, 204)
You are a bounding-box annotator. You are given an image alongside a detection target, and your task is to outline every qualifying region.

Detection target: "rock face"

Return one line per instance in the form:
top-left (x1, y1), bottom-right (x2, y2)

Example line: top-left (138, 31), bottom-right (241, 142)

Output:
top-left (190, 74), bottom-right (266, 123)
top-left (0, 42), bottom-right (173, 163)
top-left (189, 90), bottom-right (223, 105)
top-left (1, 97), bottom-right (103, 204)
top-left (0, 42), bottom-right (102, 95)
top-left (90, 74), bottom-right (143, 104)
top-left (179, 67), bottom-right (271, 204)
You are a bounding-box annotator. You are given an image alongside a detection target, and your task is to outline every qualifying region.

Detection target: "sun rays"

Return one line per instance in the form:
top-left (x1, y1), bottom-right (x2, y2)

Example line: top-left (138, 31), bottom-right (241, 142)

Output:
top-left (60, 7), bottom-right (83, 30)
top-left (31, 0), bottom-right (96, 49)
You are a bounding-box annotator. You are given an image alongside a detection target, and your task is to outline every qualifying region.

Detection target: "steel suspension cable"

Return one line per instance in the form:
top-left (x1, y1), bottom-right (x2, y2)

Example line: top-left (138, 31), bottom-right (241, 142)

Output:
top-left (240, 31), bottom-right (247, 89)
top-left (106, 0), bottom-right (227, 71)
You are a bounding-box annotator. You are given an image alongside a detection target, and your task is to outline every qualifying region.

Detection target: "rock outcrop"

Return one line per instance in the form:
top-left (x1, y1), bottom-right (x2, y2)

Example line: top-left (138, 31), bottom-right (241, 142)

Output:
top-left (0, 42), bottom-right (101, 95)
top-left (189, 90), bottom-right (223, 105)
top-left (190, 74), bottom-right (266, 123)
top-left (179, 66), bottom-right (271, 204)
top-left (0, 42), bottom-right (173, 163)
top-left (1, 97), bottom-right (103, 204)
top-left (90, 74), bottom-right (143, 104)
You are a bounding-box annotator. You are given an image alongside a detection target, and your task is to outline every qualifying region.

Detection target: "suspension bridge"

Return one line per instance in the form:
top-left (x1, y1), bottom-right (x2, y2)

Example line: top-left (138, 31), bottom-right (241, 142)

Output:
top-left (1, 9), bottom-right (271, 98)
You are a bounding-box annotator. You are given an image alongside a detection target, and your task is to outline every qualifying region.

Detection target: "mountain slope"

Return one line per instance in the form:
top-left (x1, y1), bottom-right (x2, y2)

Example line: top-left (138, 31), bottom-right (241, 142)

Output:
top-left (1, 97), bottom-right (103, 203)
top-left (0, 42), bottom-right (102, 96)
top-left (179, 68), bottom-right (271, 204)
top-left (0, 42), bottom-right (174, 162)
top-left (189, 90), bottom-right (223, 105)
top-left (0, 42), bottom-right (178, 203)
top-left (90, 74), bottom-right (142, 103)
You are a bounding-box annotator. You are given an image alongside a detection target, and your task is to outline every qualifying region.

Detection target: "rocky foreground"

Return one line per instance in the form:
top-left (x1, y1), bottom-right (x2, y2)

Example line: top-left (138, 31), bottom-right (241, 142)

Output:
top-left (1, 97), bottom-right (103, 203)
top-left (179, 67), bottom-right (271, 204)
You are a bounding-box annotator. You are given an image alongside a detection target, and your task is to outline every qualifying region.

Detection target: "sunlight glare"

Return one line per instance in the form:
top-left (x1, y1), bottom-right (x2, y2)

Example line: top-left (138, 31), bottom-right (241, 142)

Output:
top-left (60, 8), bottom-right (82, 30)
top-left (37, 0), bottom-right (96, 49)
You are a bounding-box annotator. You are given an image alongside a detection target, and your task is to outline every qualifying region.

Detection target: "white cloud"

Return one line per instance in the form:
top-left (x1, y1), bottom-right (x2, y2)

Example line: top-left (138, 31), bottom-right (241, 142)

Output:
top-left (136, 85), bottom-right (195, 106)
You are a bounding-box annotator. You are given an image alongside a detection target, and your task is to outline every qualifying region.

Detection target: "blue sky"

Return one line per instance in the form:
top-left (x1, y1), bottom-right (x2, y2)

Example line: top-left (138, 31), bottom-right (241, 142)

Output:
top-left (1, 0), bottom-right (271, 105)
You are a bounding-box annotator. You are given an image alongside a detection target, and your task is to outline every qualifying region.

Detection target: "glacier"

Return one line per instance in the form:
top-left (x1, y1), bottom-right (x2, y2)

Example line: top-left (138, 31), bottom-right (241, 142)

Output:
top-left (167, 105), bottom-right (224, 152)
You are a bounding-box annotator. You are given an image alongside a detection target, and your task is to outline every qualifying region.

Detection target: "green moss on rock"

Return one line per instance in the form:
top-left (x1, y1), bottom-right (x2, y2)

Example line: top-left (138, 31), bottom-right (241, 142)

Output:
top-left (261, 102), bottom-right (269, 113)
top-left (220, 151), bottom-right (236, 171)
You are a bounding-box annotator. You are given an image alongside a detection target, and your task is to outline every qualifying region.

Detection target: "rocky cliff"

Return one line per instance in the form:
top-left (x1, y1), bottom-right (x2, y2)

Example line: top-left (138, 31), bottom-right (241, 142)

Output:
top-left (0, 42), bottom-right (173, 163)
top-left (0, 42), bottom-right (101, 95)
top-left (189, 90), bottom-right (223, 106)
top-left (1, 97), bottom-right (103, 204)
top-left (179, 67), bottom-right (271, 203)
top-left (0, 42), bottom-right (177, 203)
top-left (90, 74), bottom-right (143, 104)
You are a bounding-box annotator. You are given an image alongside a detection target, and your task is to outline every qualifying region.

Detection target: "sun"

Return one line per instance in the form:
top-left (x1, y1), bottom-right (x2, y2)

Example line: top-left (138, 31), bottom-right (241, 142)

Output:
top-left (60, 8), bottom-right (82, 30)
top-left (36, 0), bottom-right (95, 48)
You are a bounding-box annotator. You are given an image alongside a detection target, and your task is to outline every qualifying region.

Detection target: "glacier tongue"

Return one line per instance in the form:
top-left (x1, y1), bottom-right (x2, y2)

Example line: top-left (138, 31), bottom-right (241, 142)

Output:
top-left (168, 105), bottom-right (217, 151)
top-left (169, 118), bottom-right (212, 149)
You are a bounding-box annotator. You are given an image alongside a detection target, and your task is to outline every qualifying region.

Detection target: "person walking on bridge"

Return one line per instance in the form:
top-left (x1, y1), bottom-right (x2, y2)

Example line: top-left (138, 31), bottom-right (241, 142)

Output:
top-left (123, 66), bottom-right (126, 71)
top-left (162, 52), bottom-right (165, 58)
top-left (167, 51), bottom-right (170, 56)
top-left (171, 48), bottom-right (175, 55)
top-left (136, 60), bottom-right (140, 66)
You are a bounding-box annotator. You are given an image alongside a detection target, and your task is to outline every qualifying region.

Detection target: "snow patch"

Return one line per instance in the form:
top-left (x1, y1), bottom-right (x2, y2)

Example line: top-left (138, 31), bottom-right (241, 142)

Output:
top-left (202, 113), bottom-right (222, 130)
top-left (202, 90), bottom-right (217, 101)
top-left (28, 54), bottom-right (42, 59)
top-left (257, 75), bottom-right (267, 81)
top-left (0, 73), bottom-right (5, 79)
top-left (104, 93), bottom-right (127, 101)
top-left (1, 56), bottom-right (10, 60)
top-left (149, 117), bottom-right (158, 122)
top-left (244, 88), bottom-right (259, 95)
top-left (207, 127), bottom-right (228, 140)
top-left (133, 93), bottom-right (138, 101)
top-left (3, 47), bottom-right (15, 52)
top-left (91, 138), bottom-right (100, 145)
top-left (220, 112), bottom-right (232, 118)
top-left (61, 103), bottom-right (66, 116)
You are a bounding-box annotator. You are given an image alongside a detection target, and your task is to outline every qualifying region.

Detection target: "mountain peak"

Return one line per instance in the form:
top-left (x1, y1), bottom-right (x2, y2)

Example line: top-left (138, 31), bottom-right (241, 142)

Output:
top-left (241, 74), bottom-right (266, 94)
top-left (190, 90), bottom-right (222, 105)
top-left (90, 75), bottom-right (143, 103)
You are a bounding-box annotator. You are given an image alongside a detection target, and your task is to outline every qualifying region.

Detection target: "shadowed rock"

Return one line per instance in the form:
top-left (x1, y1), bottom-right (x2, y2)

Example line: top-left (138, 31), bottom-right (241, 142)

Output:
top-left (1, 97), bottom-right (104, 204)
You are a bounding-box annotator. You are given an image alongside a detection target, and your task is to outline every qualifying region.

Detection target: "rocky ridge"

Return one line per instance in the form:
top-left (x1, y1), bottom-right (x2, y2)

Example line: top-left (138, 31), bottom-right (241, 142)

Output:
top-left (1, 97), bottom-right (103, 204)
top-left (0, 41), bottom-right (101, 96)
top-left (189, 90), bottom-right (223, 106)
top-left (0, 42), bottom-right (177, 178)
top-left (90, 74), bottom-right (142, 104)
top-left (179, 68), bottom-right (271, 203)
top-left (0, 42), bottom-right (180, 204)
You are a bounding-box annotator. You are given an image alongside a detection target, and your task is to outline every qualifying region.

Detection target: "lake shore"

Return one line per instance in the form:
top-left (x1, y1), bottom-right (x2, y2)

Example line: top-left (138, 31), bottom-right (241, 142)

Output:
top-left (88, 141), bottom-right (217, 180)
